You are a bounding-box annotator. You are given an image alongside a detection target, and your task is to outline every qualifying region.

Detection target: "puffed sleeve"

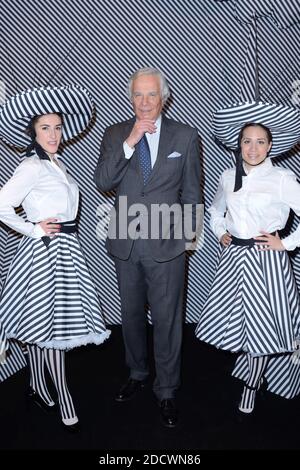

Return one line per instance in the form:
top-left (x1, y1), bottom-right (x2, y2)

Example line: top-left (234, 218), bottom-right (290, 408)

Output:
top-left (0, 158), bottom-right (44, 237)
top-left (280, 171), bottom-right (300, 251)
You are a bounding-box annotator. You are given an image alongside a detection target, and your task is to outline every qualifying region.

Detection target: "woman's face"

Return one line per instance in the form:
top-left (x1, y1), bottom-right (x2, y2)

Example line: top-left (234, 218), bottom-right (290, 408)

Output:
top-left (34, 113), bottom-right (62, 156)
top-left (241, 125), bottom-right (272, 169)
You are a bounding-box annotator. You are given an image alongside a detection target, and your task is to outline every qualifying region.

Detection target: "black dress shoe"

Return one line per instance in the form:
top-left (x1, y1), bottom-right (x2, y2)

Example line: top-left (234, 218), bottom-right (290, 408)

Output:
top-left (115, 378), bottom-right (146, 402)
top-left (61, 421), bottom-right (81, 434)
top-left (160, 399), bottom-right (178, 428)
top-left (26, 387), bottom-right (58, 414)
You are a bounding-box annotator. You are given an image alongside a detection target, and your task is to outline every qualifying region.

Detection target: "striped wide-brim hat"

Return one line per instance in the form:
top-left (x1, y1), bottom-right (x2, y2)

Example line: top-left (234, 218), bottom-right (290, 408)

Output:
top-left (0, 84), bottom-right (95, 147)
top-left (212, 101), bottom-right (300, 157)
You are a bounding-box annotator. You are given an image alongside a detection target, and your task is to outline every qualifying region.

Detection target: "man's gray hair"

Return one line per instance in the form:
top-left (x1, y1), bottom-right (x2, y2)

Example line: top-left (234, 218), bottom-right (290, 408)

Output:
top-left (127, 67), bottom-right (170, 104)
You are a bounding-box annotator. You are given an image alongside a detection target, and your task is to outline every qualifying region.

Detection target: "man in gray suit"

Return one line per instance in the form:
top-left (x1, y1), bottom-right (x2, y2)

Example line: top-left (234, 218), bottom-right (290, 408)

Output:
top-left (94, 67), bottom-right (201, 427)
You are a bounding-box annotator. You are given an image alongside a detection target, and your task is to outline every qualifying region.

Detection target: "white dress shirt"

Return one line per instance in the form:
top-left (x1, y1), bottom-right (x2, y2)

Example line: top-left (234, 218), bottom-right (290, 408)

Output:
top-left (123, 115), bottom-right (162, 167)
top-left (0, 153), bottom-right (79, 238)
top-left (210, 157), bottom-right (300, 251)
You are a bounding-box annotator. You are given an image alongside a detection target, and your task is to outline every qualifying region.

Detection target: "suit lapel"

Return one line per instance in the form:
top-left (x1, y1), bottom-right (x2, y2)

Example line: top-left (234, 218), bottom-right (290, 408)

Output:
top-left (122, 117), bottom-right (135, 140)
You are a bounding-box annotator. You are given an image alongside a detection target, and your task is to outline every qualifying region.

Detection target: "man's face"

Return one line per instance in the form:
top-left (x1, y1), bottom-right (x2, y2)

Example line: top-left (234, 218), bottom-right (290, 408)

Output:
top-left (131, 74), bottom-right (163, 121)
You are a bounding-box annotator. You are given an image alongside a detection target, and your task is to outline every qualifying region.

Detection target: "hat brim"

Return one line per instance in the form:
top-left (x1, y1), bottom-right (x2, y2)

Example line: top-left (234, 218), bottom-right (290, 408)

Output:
top-left (0, 85), bottom-right (95, 147)
top-left (212, 101), bottom-right (300, 157)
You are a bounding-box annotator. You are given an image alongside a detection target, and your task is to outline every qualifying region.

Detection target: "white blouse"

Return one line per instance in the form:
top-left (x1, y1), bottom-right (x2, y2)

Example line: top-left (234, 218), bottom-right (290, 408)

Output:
top-left (210, 158), bottom-right (300, 251)
top-left (0, 153), bottom-right (79, 238)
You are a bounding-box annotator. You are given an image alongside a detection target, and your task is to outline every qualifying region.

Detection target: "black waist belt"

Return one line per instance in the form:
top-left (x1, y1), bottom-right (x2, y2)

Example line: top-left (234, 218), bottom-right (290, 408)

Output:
top-left (41, 220), bottom-right (77, 247)
top-left (231, 231), bottom-right (276, 248)
top-left (58, 220), bottom-right (77, 233)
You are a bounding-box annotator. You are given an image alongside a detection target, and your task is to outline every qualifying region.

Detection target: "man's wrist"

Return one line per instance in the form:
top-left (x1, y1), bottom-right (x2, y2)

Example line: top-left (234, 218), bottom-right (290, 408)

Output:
top-left (123, 141), bottom-right (135, 159)
top-left (125, 138), bottom-right (135, 149)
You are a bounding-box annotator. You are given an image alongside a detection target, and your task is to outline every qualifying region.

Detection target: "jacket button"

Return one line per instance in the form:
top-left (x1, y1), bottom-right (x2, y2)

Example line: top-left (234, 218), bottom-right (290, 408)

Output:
top-left (141, 192), bottom-right (145, 197)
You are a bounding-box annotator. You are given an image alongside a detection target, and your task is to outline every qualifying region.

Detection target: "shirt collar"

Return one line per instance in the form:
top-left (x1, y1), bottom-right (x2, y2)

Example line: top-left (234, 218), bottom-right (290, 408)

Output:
top-left (38, 153), bottom-right (50, 161)
top-left (38, 152), bottom-right (60, 161)
top-left (145, 115), bottom-right (162, 137)
top-left (155, 114), bottom-right (162, 131)
top-left (243, 157), bottom-right (273, 177)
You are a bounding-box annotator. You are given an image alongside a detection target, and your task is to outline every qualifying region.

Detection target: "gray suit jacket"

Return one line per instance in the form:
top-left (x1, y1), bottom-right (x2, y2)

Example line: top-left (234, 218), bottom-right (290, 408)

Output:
top-left (94, 115), bottom-right (201, 261)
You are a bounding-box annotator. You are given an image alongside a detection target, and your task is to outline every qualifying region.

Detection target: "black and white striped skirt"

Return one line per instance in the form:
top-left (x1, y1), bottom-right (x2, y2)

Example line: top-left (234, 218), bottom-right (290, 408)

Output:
top-left (0, 321), bottom-right (6, 355)
top-left (0, 233), bottom-right (110, 350)
top-left (195, 245), bottom-right (300, 355)
top-left (0, 340), bottom-right (27, 382)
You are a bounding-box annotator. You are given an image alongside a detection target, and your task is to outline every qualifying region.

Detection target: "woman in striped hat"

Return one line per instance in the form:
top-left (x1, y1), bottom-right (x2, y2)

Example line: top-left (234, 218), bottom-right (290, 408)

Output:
top-left (0, 86), bottom-right (110, 432)
top-left (196, 114), bottom-right (300, 414)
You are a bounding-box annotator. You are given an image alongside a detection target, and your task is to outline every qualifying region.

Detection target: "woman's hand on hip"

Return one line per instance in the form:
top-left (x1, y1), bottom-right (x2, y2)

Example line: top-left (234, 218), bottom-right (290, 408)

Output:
top-left (38, 218), bottom-right (61, 236)
top-left (220, 232), bottom-right (232, 247)
top-left (254, 231), bottom-right (285, 251)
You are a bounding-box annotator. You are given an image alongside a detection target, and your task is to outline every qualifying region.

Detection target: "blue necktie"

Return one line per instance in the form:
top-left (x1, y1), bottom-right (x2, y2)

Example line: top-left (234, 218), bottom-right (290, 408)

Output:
top-left (138, 135), bottom-right (152, 184)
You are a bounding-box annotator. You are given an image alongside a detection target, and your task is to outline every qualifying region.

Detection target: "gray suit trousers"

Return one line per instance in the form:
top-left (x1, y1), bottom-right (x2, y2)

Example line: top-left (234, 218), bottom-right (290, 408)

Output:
top-left (114, 238), bottom-right (185, 401)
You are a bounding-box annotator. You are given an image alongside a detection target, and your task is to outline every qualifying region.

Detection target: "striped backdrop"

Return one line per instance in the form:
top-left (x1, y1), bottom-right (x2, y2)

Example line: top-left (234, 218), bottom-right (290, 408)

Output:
top-left (0, 340), bottom-right (27, 382)
top-left (0, 0), bottom-right (300, 379)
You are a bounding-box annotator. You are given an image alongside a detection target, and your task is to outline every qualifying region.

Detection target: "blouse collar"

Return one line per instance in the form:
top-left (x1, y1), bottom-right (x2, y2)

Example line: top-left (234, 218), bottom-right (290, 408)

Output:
top-left (243, 157), bottom-right (273, 177)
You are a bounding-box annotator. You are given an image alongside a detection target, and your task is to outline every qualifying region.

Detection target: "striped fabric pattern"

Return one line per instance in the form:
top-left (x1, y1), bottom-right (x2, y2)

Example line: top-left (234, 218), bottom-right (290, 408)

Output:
top-left (0, 322), bottom-right (7, 356)
top-left (233, 351), bottom-right (300, 399)
top-left (27, 344), bottom-right (56, 406)
top-left (212, 101), bottom-right (300, 156)
top-left (0, 233), bottom-right (110, 349)
top-left (0, 85), bottom-right (95, 147)
top-left (239, 355), bottom-right (269, 412)
top-left (0, 340), bottom-right (27, 381)
top-left (44, 347), bottom-right (77, 421)
top-left (230, 0), bottom-right (300, 29)
top-left (195, 245), bottom-right (300, 355)
top-left (0, 1), bottom-right (300, 383)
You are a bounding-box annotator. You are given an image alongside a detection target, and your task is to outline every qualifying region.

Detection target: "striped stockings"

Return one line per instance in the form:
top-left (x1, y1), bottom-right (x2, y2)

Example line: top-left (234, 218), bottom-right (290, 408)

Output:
top-left (27, 344), bottom-right (77, 424)
top-left (239, 354), bottom-right (269, 413)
